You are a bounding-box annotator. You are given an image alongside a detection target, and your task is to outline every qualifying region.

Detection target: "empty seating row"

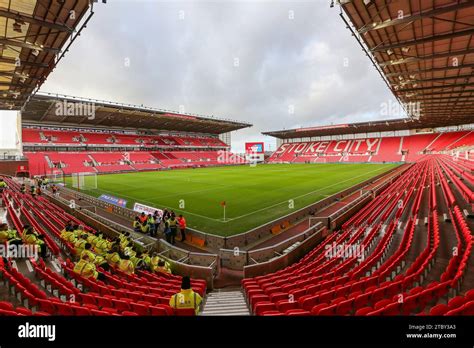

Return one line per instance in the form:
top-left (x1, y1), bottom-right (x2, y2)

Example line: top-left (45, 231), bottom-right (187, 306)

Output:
top-left (268, 131), bottom-right (474, 164)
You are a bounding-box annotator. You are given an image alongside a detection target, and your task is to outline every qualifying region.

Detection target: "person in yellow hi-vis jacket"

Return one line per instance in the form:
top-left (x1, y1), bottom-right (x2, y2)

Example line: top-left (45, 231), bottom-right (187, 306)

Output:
top-left (73, 254), bottom-right (98, 280)
top-left (118, 254), bottom-right (135, 275)
top-left (169, 276), bottom-right (202, 315)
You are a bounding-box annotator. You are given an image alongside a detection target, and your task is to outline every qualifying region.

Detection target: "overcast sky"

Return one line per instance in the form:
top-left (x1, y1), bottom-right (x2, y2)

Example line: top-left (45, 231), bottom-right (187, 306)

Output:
top-left (40, 0), bottom-right (400, 153)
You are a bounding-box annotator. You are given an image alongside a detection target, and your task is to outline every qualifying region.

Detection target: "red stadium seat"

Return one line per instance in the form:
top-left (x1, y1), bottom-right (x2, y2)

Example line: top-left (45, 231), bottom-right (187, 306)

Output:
top-left (429, 304), bottom-right (449, 316)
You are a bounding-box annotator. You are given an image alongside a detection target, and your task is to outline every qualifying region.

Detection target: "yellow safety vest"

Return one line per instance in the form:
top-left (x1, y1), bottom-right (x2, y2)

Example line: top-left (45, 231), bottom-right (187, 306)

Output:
top-left (80, 249), bottom-right (96, 262)
top-left (74, 239), bottom-right (88, 255)
top-left (106, 252), bottom-right (121, 267)
top-left (169, 289), bottom-right (202, 315)
top-left (118, 259), bottom-right (135, 275)
top-left (94, 239), bottom-right (109, 254)
top-left (156, 265), bottom-right (171, 274)
top-left (73, 260), bottom-right (98, 279)
top-left (123, 247), bottom-right (136, 258)
top-left (142, 255), bottom-right (151, 268)
top-left (0, 231), bottom-right (9, 242)
top-left (24, 234), bottom-right (37, 245)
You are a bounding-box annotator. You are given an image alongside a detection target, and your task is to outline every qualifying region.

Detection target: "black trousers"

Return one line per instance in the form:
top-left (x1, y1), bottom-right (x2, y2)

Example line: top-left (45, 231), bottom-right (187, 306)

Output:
top-left (180, 228), bottom-right (186, 241)
top-left (170, 229), bottom-right (177, 244)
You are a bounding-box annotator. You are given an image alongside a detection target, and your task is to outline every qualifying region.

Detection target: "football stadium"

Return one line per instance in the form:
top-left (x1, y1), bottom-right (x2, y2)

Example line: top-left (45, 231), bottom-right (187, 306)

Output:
top-left (0, 0), bottom-right (473, 345)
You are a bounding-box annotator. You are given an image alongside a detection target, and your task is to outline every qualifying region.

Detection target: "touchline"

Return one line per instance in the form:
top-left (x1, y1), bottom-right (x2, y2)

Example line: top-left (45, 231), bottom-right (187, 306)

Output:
top-left (18, 323), bottom-right (56, 341)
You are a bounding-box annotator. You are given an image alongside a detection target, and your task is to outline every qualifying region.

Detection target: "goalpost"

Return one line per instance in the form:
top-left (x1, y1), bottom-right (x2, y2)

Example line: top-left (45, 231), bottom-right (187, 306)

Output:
top-left (71, 172), bottom-right (97, 190)
top-left (45, 171), bottom-right (64, 185)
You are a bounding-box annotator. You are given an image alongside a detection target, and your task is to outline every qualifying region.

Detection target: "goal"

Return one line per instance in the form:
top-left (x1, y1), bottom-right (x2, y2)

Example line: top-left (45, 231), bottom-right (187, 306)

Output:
top-left (45, 171), bottom-right (64, 185)
top-left (71, 172), bottom-right (97, 190)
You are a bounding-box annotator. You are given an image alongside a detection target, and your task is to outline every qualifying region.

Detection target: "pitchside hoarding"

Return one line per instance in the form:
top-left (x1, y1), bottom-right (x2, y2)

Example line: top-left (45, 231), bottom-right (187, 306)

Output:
top-left (245, 142), bottom-right (264, 154)
top-left (245, 142), bottom-right (265, 163)
top-left (98, 194), bottom-right (128, 208)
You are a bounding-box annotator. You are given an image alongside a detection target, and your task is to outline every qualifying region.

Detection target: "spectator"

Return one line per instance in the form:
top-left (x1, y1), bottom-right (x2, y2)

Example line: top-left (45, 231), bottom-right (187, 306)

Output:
top-left (106, 247), bottom-right (122, 269)
top-left (0, 178), bottom-right (8, 192)
top-left (169, 276), bottom-right (202, 315)
top-left (138, 212), bottom-right (147, 224)
top-left (80, 243), bottom-right (96, 262)
top-left (74, 234), bottom-right (89, 255)
top-left (133, 216), bottom-right (142, 233)
top-left (177, 214), bottom-right (187, 242)
top-left (22, 226), bottom-right (46, 258)
top-left (20, 184), bottom-right (26, 194)
top-left (156, 259), bottom-right (171, 274)
top-left (164, 218), bottom-right (172, 244)
top-left (64, 221), bottom-right (75, 232)
top-left (0, 223), bottom-right (11, 243)
top-left (147, 214), bottom-right (155, 236)
top-left (168, 214), bottom-right (178, 245)
top-left (118, 254), bottom-right (135, 275)
top-left (73, 253), bottom-right (101, 280)
top-left (30, 185), bottom-right (36, 198)
top-left (153, 210), bottom-right (162, 233)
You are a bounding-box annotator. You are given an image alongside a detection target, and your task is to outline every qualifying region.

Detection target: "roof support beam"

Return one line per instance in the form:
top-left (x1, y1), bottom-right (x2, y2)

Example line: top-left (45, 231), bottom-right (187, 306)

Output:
top-left (359, 1), bottom-right (474, 34)
top-left (0, 81), bottom-right (37, 88)
top-left (419, 100), bottom-right (474, 107)
top-left (398, 74), bottom-right (474, 85)
top-left (0, 37), bottom-right (59, 54)
top-left (397, 82), bottom-right (474, 92)
top-left (0, 8), bottom-right (73, 33)
top-left (0, 71), bottom-right (37, 80)
top-left (0, 57), bottom-right (50, 68)
top-left (414, 95), bottom-right (474, 102)
top-left (379, 48), bottom-right (474, 67)
top-left (372, 28), bottom-right (474, 52)
top-left (404, 90), bottom-right (474, 97)
top-left (385, 63), bottom-right (474, 77)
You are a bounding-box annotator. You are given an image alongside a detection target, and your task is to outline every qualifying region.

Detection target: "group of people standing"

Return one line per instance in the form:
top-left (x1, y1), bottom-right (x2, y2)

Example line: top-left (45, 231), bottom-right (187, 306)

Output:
top-left (133, 209), bottom-right (186, 246)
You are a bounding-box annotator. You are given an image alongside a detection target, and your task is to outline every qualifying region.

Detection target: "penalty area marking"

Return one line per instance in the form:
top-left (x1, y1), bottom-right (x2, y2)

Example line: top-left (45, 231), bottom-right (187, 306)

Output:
top-left (224, 166), bottom-right (394, 222)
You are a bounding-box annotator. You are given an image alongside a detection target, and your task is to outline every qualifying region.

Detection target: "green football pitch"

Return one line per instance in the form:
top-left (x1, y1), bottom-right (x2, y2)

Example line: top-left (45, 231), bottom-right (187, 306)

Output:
top-left (67, 163), bottom-right (398, 236)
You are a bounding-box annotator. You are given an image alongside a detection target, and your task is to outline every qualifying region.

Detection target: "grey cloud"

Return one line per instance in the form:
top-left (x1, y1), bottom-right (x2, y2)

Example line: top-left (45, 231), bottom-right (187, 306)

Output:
top-left (41, 0), bottom-right (399, 153)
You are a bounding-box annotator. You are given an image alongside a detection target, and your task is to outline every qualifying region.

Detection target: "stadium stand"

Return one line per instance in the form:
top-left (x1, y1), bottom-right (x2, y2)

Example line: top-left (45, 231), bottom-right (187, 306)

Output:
top-left (22, 127), bottom-right (243, 176)
top-left (268, 132), bottom-right (474, 164)
top-left (0, 175), bottom-right (207, 316)
top-left (242, 155), bottom-right (474, 316)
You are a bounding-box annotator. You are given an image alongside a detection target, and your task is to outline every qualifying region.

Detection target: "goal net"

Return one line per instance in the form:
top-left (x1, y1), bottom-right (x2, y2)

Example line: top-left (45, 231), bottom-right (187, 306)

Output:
top-left (71, 172), bottom-right (97, 190)
top-left (45, 171), bottom-right (64, 185)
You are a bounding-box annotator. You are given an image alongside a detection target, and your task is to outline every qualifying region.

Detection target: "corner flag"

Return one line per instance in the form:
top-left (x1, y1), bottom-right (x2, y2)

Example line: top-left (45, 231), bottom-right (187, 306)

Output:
top-left (220, 201), bottom-right (226, 221)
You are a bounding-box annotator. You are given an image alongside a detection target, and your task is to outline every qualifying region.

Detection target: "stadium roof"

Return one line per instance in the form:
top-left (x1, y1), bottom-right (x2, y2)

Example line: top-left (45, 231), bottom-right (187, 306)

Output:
top-left (21, 92), bottom-right (253, 134)
top-left (263, 118), bottom-right (428, 139)
top-left (264, 0), bottom-right (473, 140)
top-left (0, 0), bottom-right (93, 110)
top-left (339, 0), bottom-right (473, 127)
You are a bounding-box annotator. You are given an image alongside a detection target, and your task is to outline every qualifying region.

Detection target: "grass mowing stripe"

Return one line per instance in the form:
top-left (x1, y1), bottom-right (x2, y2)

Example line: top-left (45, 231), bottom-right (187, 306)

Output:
top-left (67, 163), bottom-right (398, 236)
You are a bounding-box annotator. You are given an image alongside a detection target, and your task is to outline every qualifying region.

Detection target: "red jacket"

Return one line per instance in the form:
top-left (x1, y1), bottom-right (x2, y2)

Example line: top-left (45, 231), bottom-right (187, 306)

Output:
top-left (178, 217), bottom-right (186, 229)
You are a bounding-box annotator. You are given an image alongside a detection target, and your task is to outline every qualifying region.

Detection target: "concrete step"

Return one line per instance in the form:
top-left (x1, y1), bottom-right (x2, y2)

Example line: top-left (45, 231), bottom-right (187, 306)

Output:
top-left (201, 290), bottom-right (250, 316)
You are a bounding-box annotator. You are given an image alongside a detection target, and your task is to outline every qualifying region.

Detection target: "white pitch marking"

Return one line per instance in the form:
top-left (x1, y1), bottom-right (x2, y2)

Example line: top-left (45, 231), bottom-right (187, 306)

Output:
top-left (25, 259), bottom-right (34, 273)
top-left (51, 259), bottom-right (61, 273)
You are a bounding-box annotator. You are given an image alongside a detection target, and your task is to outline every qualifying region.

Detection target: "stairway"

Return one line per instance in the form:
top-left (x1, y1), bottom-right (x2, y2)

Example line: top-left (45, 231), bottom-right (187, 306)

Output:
top-left (201, 289), bottom-right (250, 316)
